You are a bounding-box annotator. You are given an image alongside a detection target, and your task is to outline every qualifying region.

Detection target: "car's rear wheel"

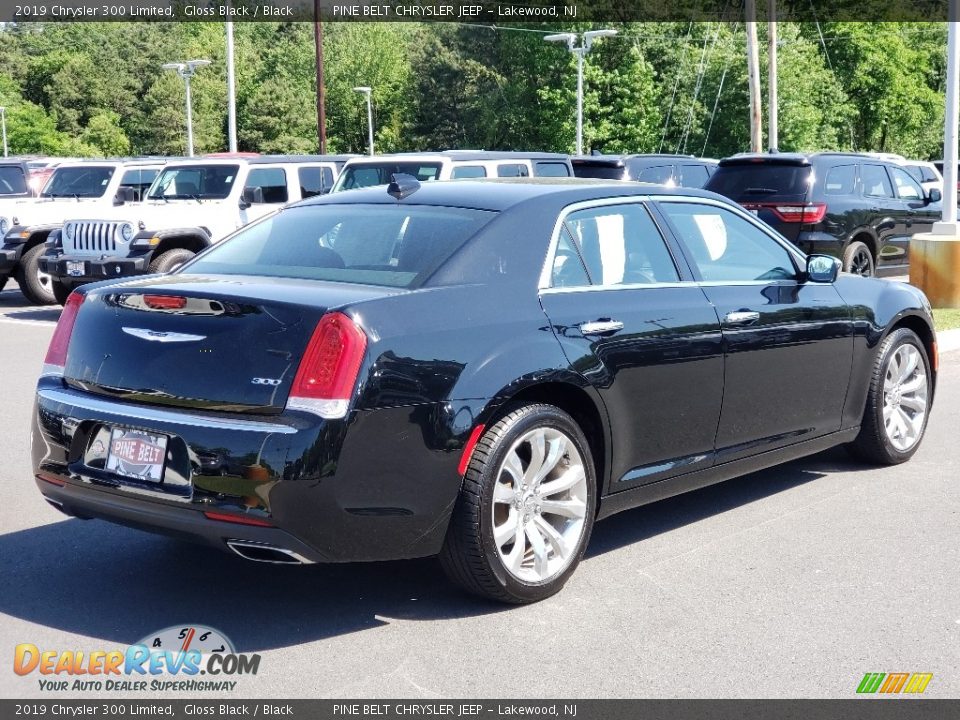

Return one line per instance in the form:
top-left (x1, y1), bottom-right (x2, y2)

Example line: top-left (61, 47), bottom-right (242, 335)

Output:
top-left (149, 248), bottom-right (195, 274)
top-left (440, 403), bottom-right (596, 604)
top-left (848, 328), bottom-right (931, 465)
top-left (51, 278), bottom-right (72, 306)
top-left (16, 244), bottom-right (56, 305)
top-left (843, 240), bottom-right (875, 277)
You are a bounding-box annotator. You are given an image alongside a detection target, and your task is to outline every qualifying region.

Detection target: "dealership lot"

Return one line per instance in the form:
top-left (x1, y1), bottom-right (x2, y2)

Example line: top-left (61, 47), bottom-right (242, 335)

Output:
top-left (1, 284), bottom-right (958, 699)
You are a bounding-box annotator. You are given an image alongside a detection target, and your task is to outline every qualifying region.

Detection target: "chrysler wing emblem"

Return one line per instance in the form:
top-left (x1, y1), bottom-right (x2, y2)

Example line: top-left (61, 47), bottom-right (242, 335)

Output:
top-left (122, 327), bottom-right (207, 343)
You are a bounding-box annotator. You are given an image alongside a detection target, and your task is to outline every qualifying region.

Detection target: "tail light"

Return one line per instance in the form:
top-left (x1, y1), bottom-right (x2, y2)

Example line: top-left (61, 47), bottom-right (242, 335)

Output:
top-left (42, 292), bottom-right (84, 375)
top-left (287, 312), bottom-right (367, 419)
top-left (143, 294), bottom-right (187, 310)
top-left (769, 203), bottom-right (828, 223)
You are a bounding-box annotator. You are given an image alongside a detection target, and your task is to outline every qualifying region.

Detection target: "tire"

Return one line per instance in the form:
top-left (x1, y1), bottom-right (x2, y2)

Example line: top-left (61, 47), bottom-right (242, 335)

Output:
top-left (843, 240), bottom-right (875, 277)
top-left (847, 328), bottom-right (932, 465)
top-left (15, 244), bottom-right (56, 305)
top-left (149, 248), bottom-right (195, 274)
top-left (440, 403), bottom-right (597, 604)
top-left (0, 275), bottom-right (7, 293)
top-left (51, 279), bottom-right (73, 306)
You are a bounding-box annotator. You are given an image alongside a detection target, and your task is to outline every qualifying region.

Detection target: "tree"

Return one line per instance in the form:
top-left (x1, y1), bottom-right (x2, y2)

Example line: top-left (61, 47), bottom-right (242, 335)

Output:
top-left (81, 112), bottom-right (131, 156)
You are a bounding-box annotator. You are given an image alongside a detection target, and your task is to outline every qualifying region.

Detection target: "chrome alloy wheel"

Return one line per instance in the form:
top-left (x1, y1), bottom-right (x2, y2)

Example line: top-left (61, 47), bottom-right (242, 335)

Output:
top-left (491, 427), bottom-right (589, 583)
top-left (882, 343), bottom-right (928, 452)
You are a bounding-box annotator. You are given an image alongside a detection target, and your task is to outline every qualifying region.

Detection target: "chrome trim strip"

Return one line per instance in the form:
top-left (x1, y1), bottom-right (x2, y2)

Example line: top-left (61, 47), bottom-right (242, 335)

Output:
top-left (37, 387), bottom-right (298, 434)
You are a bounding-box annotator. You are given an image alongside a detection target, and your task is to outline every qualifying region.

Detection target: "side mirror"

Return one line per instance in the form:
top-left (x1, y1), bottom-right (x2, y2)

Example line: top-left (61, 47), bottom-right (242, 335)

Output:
top-left (927, 188), bottom-right (942, 204)
top-left (806, 254), bottom-right (841, 283)
top-left (239, 186), bottom-right (263, 209)
top-left (113, 187), bottom-right (137, 205)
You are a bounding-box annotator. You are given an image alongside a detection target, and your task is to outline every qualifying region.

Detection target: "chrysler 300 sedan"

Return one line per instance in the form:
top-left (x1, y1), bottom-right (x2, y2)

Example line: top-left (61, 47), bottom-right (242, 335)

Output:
top-left (32, 177), bottom-right (936, 603)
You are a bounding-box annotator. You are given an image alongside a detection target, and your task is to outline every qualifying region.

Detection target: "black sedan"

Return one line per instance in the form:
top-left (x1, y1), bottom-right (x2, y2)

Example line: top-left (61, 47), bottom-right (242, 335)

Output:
top-left (32, 177), bottom-right (936, 603)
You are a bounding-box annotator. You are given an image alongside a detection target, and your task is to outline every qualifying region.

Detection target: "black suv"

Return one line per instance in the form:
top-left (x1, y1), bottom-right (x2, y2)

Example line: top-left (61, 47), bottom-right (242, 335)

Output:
top-left (705, 153), bottom-right (942, 277)
top-left (571, 154), bottom-right (717, 188)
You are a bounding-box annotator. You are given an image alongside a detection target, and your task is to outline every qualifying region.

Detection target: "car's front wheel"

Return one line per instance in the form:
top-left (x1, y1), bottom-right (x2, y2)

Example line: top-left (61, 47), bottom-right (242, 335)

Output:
top-left (848, 327), bottom-right (931, 464)
top-left (440, 403), bottom-right (596, 604)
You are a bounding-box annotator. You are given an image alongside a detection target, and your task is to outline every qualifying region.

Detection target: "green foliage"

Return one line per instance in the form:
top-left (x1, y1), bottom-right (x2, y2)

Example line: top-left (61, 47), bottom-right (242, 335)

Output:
top-left (0, 21), bottom-right (951, 160)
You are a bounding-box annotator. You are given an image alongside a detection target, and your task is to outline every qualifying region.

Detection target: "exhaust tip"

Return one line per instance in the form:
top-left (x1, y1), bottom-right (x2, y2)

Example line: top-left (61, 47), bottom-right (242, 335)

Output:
top-left (225, 539), bottom-right (312, 565)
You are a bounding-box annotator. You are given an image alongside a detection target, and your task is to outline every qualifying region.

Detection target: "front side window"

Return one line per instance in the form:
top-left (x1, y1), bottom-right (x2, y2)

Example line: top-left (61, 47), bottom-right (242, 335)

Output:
top-left (184, 204), bottom-right (497, 289)
top-left (862, 164), bottom-right (894, 198)
top-left (889, 166), bottom-right (923, 200)
top-left (660, 202), bottom-right (797, 283)
top-left (148, 165), bottom-right (239, 200)
top-left (245, 167), bottom-right (288, 203)
top-left (560, 203), bottom-right (680, 286)
top-left (119, 168), bottom-right (160, 201)
top-left (41, 166), bottom-right (115, 198)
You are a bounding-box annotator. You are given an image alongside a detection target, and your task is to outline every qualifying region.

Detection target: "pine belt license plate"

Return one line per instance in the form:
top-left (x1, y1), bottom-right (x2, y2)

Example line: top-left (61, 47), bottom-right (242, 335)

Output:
top-left (105, 428), bottom-right (168, 483)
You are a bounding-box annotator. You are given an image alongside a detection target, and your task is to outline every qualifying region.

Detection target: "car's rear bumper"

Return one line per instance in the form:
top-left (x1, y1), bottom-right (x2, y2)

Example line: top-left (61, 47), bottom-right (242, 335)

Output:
top-left (39, 253), bottom-right (150, 284)
top-left (32, 379), bottom-right (464, 562)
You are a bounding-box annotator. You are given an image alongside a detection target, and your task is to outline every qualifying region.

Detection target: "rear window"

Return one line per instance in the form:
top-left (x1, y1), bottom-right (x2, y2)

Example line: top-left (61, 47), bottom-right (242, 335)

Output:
top-left (571, 162), bottom-right (625, 180)
top-left (336, 163), bottom-right (441, 190)
top-left (679, 164), bottom-right (710, 188)
top-left (705, 163), bottom-right (812, 201)
top-left (0, 166), bottom-right (28, 195)
top-left (183, 204), bottom-right (497, 289)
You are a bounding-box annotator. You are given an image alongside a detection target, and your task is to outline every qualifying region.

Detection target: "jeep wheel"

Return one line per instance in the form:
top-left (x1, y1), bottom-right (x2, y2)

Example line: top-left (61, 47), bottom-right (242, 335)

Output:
top-left (149, 248), bottom-right (196, 274)
top-left (16, 244), bottom-right (56, 305)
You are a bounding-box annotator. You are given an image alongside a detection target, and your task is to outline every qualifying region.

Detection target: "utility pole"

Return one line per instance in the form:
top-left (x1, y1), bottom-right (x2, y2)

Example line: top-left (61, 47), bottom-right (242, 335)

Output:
top-left (767, 0), bottom-right (778, 152)
top-left (225, 20), bottom-right (237, 153)
top-left (745, 0), bottom-right (763, 153)
top-left (314, 0), bottom-right (327, 154)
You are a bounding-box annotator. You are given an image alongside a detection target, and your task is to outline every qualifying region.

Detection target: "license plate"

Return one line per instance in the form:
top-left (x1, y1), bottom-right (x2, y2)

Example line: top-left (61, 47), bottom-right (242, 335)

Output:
top-left (66, 261), bottom-right (85, 277)
top-left (105, 428), bottom-right (168, 483)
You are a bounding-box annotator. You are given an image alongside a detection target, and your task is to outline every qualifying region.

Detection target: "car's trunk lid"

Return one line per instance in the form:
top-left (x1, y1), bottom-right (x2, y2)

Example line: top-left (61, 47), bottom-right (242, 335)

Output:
top-left (64, 275), bottom-right (399, 414)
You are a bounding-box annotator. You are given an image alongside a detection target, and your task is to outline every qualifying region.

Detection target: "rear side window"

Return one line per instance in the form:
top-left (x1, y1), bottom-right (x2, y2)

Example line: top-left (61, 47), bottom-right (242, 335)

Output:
top-left (862, 164), bottom-right (894, 198)
top-left (705, 164), bottom-right (811, 201)
top-left (679, 164), bottom-right (710, 188)
top-left (451, 165), bottom-right (486, 179)
top-left (496, 163), bottom-right (530, 178)
top-left (245, 167), bottom-right (288, 203)
top-left (660, 202), bottom-right (797, 282)
top-left (298, 166), bottom-right (335, 198)
top-left (119, 168), bottom-right (159, 201)
top-left (0, 166), bottom-right (28, 195)
top-left (561, 203), bottom-right (680, 286)
top-left (185, 204), bottom-right (497, 289)
top-left (823, 165), bottom-right (857, 196)
top-left (534, 161), bottom-right (571, 177)
top-left (636, 165), bottom-right (674, 184)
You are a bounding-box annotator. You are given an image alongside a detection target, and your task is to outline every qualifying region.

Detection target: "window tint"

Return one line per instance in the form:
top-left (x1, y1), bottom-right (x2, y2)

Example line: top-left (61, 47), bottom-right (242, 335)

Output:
top-left (496, 163), bottom-right (530, 178)
top-left (705, 164), bottom-right (811, 200)
top-left (636, 164), bottom-right (674, 184)
top-left (534, 161), bottom-right (571, 177)
top-left (119, 168), bottom-right (159, 201)
top-left (551, 229), bottom-right (591, 287)
top-left (245, 167), bottom-right (288, 203)
top-left (823, 164), bottom-right (856, 195)
top-left (679, 164), bottom-right (710, 188)
top-left (186, 204), bottom-right (496, 288)
top-left (862, 164), bottom-right (894, 198)
top-left (562, 203), bottom-right (679, 286)
top-left (889, 166), bottom-right (923, 200)
top-left (298, 166), bottom-right (335, 198)
top-left (451, 165), bottom-right (486, 179)
top-left (660, 202), bottom-right (797, 282)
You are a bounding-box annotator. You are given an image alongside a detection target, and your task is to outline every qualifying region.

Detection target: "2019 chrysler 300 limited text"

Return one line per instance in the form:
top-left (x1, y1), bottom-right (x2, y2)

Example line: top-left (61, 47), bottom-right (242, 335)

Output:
top-left (32, 177), bottom-right (936, 603)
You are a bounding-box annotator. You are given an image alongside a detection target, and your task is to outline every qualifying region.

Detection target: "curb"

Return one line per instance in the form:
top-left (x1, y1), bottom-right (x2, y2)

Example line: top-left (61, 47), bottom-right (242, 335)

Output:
top-left (938, 328), bottom-right (960, 354)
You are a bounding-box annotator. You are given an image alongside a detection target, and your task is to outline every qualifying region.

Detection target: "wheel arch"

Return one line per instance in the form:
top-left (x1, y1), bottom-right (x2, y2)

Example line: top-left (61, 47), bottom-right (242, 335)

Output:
top-left (846, 228), bottom-right (878, 261)
top-left (885, 312), bottom-right (938, 389)
top-left (153, 232), bottom-right (210, 258)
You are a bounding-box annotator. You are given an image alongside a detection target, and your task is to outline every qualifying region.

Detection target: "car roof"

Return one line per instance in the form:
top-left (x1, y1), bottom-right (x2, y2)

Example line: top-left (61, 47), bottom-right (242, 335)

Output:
top-left (298, 177), bottom-right (723, 212)
top-left (343, 151), bottom-right (571, 164)
top-left (51, 158), bottom-right (169, 169)
top-left (719, 151), bottom-right (909, 167)
top-left (162, 155), bottom-right (353, 168)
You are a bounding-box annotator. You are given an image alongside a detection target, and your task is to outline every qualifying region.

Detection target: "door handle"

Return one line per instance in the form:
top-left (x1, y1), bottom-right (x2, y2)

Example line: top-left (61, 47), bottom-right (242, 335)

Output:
top-left (579, 320), bottom-right (624, 336)
top-left (723, 310), bottom-right (760, 326)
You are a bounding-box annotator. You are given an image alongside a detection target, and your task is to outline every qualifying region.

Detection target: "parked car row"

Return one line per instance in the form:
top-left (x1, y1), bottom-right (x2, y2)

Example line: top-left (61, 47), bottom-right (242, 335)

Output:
top-left (0, 147), bottom-right (948, 305)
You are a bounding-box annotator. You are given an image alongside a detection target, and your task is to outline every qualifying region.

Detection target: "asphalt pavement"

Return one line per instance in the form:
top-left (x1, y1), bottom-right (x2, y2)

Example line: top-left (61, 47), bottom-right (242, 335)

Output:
top-left (1, 285), bottom-right (958, 699)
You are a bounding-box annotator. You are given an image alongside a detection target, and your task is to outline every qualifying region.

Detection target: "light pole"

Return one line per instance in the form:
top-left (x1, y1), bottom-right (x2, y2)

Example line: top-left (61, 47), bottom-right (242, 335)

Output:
top-left (353, 86), bottom-right (374, 156)
top-left (0, 107), bottom-right (7, 157)
top-left (162, 59), bottom-right (212, 157)
top-left (225, 22), bottom-right (237, 153)
top-left (545, 29), bottom-right (618, 156)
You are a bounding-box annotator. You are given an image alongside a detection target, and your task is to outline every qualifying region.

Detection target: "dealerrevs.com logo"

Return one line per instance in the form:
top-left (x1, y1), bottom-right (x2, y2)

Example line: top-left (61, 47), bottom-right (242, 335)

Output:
top-left (13, 625), bottom-right (260, 692)
top-left (856, 672), bottom-right (933, 695)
